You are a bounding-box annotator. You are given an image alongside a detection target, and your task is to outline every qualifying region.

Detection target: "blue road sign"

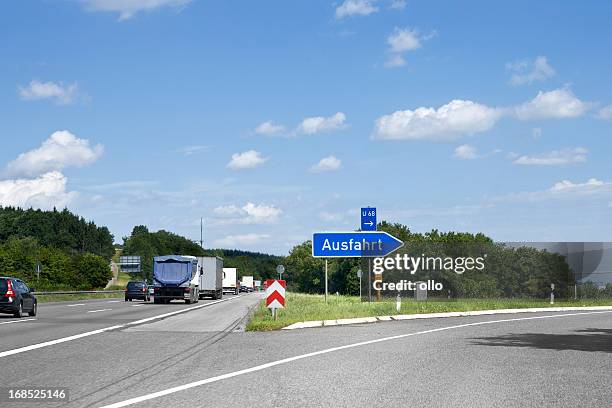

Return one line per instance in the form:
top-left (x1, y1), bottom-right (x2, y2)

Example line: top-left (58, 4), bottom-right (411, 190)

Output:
top-left (361, 207), bottom-right (376, 231)
top-left (312, 231), bottom-right (404, 258)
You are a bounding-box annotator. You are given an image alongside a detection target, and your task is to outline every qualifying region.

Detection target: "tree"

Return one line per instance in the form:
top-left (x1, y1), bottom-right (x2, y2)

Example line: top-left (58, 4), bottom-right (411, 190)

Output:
top-left (77, 253), bottom-right (112, 289)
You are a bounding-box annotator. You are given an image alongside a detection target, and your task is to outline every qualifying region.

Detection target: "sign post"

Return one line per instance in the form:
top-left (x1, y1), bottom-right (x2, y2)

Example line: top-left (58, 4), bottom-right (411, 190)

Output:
top-left (357, 269), bottom-right (362, 299)
top-left (324, 260), bottom-right (328, 302)
top-left (265, 279), bottom-right (286, 320)
top-left (276, 264), bottom-right (285, 280)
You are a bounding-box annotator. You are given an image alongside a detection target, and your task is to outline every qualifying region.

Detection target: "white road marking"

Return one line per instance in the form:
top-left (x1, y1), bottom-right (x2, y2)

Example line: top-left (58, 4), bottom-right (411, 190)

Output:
top-left (87, 309), bottom-right (112, 313)
top-left (99, 310), bottom-right (612, 408)
top-left (131, 304), bottom-right (144, 307)
top-left (0, 318), bottom-right (36, 326)
top-left (107, 300), bottom-right (121, 303)
top-left (66, 304), bottom-right (86, 307)
top-left (0, 295), bottom-right (242, 359)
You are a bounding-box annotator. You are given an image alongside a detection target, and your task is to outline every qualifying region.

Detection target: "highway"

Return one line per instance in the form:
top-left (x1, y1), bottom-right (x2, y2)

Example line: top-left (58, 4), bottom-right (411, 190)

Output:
top-left (1, 299), bottom-right (611, 407)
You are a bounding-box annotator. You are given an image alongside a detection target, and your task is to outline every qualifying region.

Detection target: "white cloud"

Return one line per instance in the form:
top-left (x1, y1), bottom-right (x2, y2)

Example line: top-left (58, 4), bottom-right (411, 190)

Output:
top-left (213, 233), bottom-right (270, 248)
top-left (532, 127), bottom-right (542, 139)
top-left (384, 54), bottom-right (406, 68)
top-left (177, 145), bottom-right (209, 156)
top-left (5, 131), bottom-right (104, 178)
top-left (82, 0), bottom-right (191, 20)
top-left (507, 56), bottom-right (555, 86)
top-left (213, 202), bottom-right (282, 224)
top-left (296, 112), bottom-right (346, 135)
top-left (387, 28), bottom-right (422, 53)
top-left (494, 178), bottom-right (612, 204)
top-left (550, 178), bottom-right (604, 192)
top-left (513, 147), bottom-right (588, 166)
top-left (310, 155), bottom-right (342, 172)
top-left (596, 105), bottom-right (612, 120)
top-left (384, 27), bottom-right (435, 68)
top-left (389, 0), bottom-right (406, 10)
top-left (255, 121), bottom-right (285, 135)
top-left (0, 171), bottom-right (77, 210)
top-left (18, 80), bottom-right (79, 105)
top-left (515, 88), bottom-right (589, 120)
top-left (335, 0), bottom-right (378, 19)
top-left (453, 144), bottom-right (479, 160)
top-left (226, 150), bottom-right (268, 170)
top-left (374, 100), bottom-right (502, 141)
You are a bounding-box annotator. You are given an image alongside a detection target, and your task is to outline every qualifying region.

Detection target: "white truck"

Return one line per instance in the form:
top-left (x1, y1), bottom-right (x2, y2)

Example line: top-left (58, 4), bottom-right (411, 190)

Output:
top-left (222, 268), bottom-right (239, 295)
top-left (197, 256), bottom-right (223, 300)
top-left (241, 275), bottom-right (254, 292)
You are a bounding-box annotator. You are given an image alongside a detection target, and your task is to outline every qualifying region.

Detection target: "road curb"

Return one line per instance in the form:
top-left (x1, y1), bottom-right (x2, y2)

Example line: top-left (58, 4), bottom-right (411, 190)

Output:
top-left (281, 306), bottom-right (612, 330)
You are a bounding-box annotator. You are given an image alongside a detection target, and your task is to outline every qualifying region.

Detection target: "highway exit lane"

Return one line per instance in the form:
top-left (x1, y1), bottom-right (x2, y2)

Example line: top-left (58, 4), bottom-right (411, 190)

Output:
top-left (2, 308), bottom-right (611, 408)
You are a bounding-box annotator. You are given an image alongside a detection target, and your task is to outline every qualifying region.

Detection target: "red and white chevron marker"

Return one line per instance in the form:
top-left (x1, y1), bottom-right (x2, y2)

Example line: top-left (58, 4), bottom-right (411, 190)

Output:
top-left (265, 279), bottom-right (286, 309)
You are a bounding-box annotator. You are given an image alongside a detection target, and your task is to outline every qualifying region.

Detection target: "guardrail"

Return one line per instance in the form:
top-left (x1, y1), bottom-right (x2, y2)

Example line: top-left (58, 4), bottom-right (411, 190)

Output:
top-left (32, 290), bottom-right (125, 295)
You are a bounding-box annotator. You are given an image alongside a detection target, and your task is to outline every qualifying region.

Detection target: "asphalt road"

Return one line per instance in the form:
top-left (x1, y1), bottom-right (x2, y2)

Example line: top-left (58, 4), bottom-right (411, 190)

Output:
top-left (0, 293), bottom-right (254, 354)
top-left (1, 302), bottom-right (611, 408)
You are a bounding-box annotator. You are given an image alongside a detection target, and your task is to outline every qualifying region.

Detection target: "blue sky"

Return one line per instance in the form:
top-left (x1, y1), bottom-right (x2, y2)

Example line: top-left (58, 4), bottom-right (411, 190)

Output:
top-left (1, 0), bottom-right (612, 254)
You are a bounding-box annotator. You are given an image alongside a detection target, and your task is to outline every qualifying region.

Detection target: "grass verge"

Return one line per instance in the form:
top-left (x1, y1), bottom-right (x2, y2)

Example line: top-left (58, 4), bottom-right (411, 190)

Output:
top-left (246, 292), bottom-right (612, 331)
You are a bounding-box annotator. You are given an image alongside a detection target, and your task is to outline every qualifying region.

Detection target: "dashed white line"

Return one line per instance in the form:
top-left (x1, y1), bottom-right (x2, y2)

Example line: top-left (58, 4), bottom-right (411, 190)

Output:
top-left (0, 318), bottom-right (36, 325)
top-left (107, 300), bottom-right (122, 303)
top-left (131, 304), bottom-right (144, 307)
top-left (98, 310), bottom-right (612, 408)
top-left (87, 309), bottom-right (112, 313)
top-left (66, 304), bottom-right (86, 307)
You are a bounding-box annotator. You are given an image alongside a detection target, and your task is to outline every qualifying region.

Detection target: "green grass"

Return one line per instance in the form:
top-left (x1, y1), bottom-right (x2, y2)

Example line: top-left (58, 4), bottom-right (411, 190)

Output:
top-left (246, 292), bottom-right (612, 331)
top-left (115, 272), bottom-right (133, 287)
top-left (36, 292), bottom-right (124, 303)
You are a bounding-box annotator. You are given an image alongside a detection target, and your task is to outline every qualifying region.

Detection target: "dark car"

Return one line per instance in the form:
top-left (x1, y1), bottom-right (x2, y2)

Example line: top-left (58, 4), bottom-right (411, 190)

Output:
top-left (0, 277), bottom-right (37, 318)
top-left (125, 281), bottom-right (150, 302)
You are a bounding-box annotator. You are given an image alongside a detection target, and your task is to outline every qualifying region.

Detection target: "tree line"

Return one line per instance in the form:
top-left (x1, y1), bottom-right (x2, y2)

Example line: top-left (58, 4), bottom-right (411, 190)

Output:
top-left (122, 226), bottom-right (282, 282)
top-left (0, 207), bottom-right (114, 290)
top-left (285, 221), bottom-right (583, 299)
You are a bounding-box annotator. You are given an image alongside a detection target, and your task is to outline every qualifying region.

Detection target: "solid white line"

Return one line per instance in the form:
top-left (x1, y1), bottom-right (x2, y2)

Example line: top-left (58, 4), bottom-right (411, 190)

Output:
top-left (99, 310), bottom-right (612, 408)
top-left (66, 304), bottom-right (86, 307)
top-left (0, 318), bottom-right (36, 326)
top-left (87, 309), bottom-right (112, 313)
top-left (0, 295), bottom-right (241, 359)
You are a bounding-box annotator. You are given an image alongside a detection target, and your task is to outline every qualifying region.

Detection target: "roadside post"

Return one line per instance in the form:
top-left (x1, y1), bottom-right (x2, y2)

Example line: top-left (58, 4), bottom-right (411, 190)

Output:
top-left (396, 292), bottom-right (401, 312)
top-left (36, 263), bottom-right (41, 283)
top-left (265, 279), bottom-right (286, 320)
top-left (550, 283), bottom-right (555, 305)
top-left (357, 269), bottom-right (362, 299)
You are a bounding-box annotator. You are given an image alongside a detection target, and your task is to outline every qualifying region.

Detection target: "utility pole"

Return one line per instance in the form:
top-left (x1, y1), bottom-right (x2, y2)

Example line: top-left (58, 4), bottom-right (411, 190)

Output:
top-left (200, 217), bottom-right (204, 249)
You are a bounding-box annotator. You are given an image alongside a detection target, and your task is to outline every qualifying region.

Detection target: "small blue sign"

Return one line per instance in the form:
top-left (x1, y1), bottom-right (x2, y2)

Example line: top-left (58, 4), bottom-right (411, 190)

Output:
top-left (312, 231), bottom-right (403, 258)
top-left (361, 207), bottom-right (377, 231)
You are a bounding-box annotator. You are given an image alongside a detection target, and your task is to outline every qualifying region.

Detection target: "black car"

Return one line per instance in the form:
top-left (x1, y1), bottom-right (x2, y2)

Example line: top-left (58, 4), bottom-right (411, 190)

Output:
top-left (125, 281), bottom-right (150, 302)
top-left (0, 277), bottom-right (37, 318)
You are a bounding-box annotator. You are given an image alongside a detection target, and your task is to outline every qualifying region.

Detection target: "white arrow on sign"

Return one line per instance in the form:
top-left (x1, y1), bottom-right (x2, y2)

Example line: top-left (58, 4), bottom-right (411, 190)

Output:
top-left (364, 221), bottom-right (374, 226)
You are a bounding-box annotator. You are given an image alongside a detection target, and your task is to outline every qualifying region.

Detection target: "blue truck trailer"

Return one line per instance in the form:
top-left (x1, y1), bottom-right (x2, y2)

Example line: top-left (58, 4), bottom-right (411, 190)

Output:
top-left (152, 255), bottom-right (199, 304)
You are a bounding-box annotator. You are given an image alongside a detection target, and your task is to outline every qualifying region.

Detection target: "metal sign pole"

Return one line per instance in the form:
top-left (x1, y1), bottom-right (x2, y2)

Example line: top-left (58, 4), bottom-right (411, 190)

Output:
top-left (324, 259), bottom-right (328, 302)
top-left (368, 258), bottom-right (371, 302)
